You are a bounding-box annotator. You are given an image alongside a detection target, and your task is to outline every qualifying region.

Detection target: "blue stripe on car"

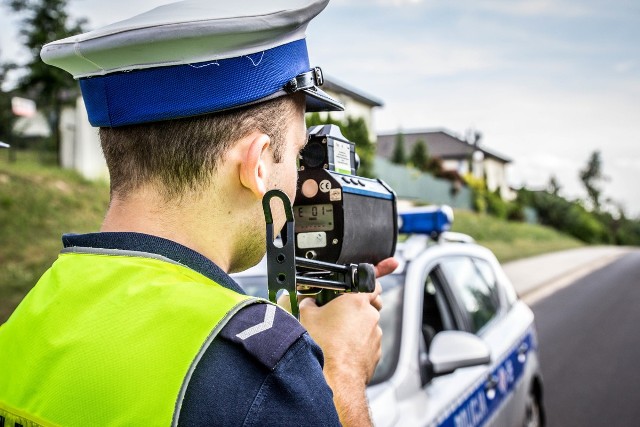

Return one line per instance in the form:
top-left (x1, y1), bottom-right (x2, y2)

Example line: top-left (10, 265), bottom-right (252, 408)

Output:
top-left (435, 330), bottom-right (535, 427)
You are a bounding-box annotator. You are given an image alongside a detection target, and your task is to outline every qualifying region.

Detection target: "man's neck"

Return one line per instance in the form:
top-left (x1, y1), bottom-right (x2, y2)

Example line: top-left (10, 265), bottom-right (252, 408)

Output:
top-left (101, 186), bottom-right (236, 272)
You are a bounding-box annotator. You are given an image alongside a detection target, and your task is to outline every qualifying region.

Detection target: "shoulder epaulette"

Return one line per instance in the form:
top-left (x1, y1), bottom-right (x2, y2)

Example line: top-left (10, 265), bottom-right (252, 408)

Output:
top-left (220, 303), bottom-right (306, 370)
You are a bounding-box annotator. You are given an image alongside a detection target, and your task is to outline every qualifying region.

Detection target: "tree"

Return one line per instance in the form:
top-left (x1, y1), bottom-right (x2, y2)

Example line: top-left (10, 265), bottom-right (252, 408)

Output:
top-left (6, 0), bottom-right (87, 164)
top-left (547, 175), bottom-right (561, 196)
top-left (0, 60), bottom-right (17, 145)
top-left (579, 150), bottom-right (606, 212)
top-left (410, 139), bottom-right (428, 172)
top-left (305, 112), bottom-right (341, 129)
top-left (341, 116), bottom-right (374, 178)
top-left (304, 113), bottom-right (375, 178)
top-left (427, 156), bottom-right (444, 176)
top-left (391, 131), bottom-right (406, 164)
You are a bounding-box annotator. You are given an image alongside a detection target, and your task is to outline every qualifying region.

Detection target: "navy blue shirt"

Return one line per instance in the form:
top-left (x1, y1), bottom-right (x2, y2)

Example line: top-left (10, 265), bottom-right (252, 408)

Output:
top-left (62, 232), bottom-right (341, 426)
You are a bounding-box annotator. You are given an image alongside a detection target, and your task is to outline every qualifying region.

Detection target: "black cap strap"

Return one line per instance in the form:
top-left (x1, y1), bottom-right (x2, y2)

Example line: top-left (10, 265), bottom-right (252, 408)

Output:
top-left (284, 67), bottom-right (325, 93)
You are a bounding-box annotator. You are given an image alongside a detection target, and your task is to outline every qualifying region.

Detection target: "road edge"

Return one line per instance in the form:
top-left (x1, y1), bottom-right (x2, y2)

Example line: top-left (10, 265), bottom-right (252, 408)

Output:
top-left (520, 250), bottom-right (631, 306)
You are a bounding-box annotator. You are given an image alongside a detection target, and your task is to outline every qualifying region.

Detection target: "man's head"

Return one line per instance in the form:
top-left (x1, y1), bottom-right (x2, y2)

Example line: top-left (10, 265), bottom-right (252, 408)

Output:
top-left (99, 93), bottom-right (305, 203)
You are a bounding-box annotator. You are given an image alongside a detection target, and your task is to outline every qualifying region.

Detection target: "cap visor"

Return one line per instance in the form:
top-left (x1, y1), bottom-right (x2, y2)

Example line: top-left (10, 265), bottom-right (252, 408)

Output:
top-left (303, 86), bottom-right (344, 112)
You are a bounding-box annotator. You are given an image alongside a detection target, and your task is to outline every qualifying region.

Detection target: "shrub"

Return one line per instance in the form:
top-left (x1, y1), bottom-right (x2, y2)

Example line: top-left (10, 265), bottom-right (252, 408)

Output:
top-left (519, 189), bottom-right (611, 244)
top-left (486, 189), bottom-right (508, 219)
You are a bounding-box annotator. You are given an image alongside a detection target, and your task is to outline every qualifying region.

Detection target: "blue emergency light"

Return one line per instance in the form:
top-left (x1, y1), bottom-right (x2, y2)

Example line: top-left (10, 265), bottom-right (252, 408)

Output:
top-left (398, 206), bottom-right (454, 235)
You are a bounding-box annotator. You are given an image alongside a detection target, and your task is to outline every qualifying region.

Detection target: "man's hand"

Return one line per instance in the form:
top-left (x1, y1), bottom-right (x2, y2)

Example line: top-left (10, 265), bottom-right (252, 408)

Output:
top-left (299, 281), bottom-right (383, 383)
top-left (373, 257), bottom-right (399, 279)
top-left (369, 257), bottom-right (399, 311)
top-left (278, 257), bottom-right (398, 426)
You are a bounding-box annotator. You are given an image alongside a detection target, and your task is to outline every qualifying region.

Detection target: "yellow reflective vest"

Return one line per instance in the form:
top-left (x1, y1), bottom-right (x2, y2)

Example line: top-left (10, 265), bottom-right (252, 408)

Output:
top-left (0, 248), bottom-right (261, 426)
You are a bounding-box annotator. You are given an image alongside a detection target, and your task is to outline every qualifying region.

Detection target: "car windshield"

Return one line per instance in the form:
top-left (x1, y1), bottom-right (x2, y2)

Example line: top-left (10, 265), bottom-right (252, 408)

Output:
top-left (232, 273), bottom-right (405, 386)
top-left (234, 276), bottom-right (270, 300)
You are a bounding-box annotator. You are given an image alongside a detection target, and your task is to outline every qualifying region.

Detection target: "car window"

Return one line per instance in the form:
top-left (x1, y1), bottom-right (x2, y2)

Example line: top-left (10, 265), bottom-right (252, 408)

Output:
top-left (421, 268), bottom-right (456, 349)
top-left (472, 257), bottom-right (511, 308)
top-left (472, 258), bottom-right (496, 290)
top-left (233, 276), bottom-right (269, 299)
top-left (440, 256), bottom-right (500, 334)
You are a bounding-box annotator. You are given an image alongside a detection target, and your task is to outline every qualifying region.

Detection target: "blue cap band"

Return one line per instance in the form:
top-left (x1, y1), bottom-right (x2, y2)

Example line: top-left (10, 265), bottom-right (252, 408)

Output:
top-left (80, 39), bottom-right (310, 127)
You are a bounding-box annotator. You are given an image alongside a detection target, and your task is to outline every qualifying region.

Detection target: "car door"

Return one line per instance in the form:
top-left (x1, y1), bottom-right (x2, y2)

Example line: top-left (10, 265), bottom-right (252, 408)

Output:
top-left (438, 254), bottom-right (536, 427)
top-left (370, 250), bottom-right (495, 427)
top-left (416, 261), bottom-right (495, 427)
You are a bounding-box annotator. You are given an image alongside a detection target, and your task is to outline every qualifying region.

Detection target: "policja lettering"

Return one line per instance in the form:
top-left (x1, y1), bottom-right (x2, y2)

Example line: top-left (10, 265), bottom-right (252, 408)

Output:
top-left (453, 390), bottom-right (489, 427)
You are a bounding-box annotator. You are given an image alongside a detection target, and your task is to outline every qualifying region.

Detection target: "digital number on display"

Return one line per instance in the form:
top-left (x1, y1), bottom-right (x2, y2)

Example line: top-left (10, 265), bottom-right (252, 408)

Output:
top-left (295, 204), bottom-right (334, 232)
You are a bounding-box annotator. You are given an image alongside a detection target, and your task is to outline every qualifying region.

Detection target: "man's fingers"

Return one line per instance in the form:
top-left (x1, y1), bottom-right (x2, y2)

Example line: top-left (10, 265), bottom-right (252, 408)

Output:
top-left (374, 257), bottom-right (399, 278)
top-left (370, 294), bottom-right (383, 311)
top-left (276, 292), bottom-right (292, 312)
top-left (368, 281), bottom-right (383, 311)
top-left (278, 292), bottom-right (319, 313)
top-left (299, 296), bottom-right (319, 308)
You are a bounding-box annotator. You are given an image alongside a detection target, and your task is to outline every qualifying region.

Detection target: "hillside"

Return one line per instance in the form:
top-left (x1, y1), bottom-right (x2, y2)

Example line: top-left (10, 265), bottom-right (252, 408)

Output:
top-left (0, 155), bottom-right (582, 323)
top-left (452, 210), bottom-right (583, 262)
top-left (0, 154), bottom-right (110, 322)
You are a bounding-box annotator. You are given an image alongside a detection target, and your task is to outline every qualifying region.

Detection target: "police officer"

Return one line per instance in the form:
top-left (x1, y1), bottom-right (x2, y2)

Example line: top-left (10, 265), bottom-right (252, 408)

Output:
top-left (0, 0), bottom-right (397, 426)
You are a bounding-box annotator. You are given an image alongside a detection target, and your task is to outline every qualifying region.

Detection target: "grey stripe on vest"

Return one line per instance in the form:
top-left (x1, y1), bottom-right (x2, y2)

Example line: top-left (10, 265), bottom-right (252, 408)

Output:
top-left (61, 246), bottom-right (188, 268)
top-left (171, 297), bottom-right (267, 427)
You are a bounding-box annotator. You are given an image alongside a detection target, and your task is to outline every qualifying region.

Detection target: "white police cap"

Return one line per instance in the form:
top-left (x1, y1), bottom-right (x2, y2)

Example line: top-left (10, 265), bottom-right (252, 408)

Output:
top-left (41, 0), bottom-right (343, 127)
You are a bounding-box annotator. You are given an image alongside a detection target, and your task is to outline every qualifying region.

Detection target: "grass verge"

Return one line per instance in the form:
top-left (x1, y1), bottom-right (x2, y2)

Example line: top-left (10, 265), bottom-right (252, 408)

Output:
top-left (0, 152), bottom-right (110, 322)
top-left (452, 209), bottom-right (584, 262)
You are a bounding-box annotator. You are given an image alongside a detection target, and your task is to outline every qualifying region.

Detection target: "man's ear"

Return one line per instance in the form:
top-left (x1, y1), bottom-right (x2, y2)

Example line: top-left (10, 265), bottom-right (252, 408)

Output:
top-left (239, 133), bottom-right (272, 199)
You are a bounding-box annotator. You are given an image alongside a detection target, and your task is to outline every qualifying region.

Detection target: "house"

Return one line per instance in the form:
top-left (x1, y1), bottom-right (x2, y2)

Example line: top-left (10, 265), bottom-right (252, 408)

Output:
top-left (12, 113), bottom-right (50, 138)
top-left (377, 129), bottom-right (514, 200)
top-left (320, 77), bottom-right (384, 142)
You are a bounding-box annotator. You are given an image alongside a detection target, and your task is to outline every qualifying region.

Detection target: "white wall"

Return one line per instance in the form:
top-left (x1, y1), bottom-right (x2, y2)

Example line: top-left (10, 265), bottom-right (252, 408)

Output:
top-left (12, 112), bottom-right (50, 138)
top-left (442, 159), bottom-right (470, 175)
top-left (322, 89), bottom-right (377, 142)
top-left (443, 156), bottom-right (515, 201)
top-left (59, 97), bottom-right (108, 181)
top-left (484, 158), bottom-right (515, 200)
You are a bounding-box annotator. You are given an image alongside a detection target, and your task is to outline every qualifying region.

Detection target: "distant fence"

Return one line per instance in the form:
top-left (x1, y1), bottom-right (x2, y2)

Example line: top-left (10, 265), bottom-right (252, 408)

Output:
top-left (373, 157), bottom-right (473, 209)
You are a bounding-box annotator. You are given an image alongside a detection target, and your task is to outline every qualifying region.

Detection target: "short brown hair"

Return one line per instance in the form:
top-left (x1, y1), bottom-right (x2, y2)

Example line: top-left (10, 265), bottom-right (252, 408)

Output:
top-left (99, 94), bottom-right (304, 200)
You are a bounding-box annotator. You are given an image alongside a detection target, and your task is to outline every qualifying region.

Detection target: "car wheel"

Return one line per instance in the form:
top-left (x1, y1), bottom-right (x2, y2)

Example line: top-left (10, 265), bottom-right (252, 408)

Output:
top-left (523, 390), bottom-right (542, 427)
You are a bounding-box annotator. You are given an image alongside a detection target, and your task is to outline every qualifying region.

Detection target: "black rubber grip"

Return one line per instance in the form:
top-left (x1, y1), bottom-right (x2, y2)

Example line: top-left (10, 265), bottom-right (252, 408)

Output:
top-left (356, 263), bottom-right (376, 293)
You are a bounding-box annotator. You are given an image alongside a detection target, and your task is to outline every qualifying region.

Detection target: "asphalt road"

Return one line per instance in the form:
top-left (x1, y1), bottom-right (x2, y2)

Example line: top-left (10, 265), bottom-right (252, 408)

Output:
top-left (530, 251), bottom-right (640, 427)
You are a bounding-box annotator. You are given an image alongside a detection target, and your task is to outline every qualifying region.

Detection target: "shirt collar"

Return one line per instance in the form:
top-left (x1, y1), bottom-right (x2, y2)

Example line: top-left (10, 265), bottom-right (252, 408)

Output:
top-left (62, 232), bottom-right (246, 295)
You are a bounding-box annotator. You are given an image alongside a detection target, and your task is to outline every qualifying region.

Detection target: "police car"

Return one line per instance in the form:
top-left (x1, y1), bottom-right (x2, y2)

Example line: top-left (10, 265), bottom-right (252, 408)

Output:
top-left (232, 207), bottom-right (545, 427)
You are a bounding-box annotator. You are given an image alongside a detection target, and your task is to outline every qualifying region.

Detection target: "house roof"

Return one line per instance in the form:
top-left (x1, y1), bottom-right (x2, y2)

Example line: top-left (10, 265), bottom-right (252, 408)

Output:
top-left (376, 129), bottom-right (512, 164)
top-left (322, 77), bottom-right (384, 108)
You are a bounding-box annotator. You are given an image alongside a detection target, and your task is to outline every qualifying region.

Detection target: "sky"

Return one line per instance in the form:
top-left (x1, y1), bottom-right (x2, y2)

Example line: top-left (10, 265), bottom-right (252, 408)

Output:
top-left (1, 0), bottom-right (639, 216)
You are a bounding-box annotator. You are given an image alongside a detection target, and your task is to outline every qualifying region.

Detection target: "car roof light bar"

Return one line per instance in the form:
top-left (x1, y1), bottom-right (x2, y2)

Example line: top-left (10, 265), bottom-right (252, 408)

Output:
top-left (398, 206), bottom-right (454, 236)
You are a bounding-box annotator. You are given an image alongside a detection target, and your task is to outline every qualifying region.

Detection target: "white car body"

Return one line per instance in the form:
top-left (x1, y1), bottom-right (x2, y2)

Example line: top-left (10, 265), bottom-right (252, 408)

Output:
top-left (232, 235), bottom-right (545, 427)
top-left (368, 237), bottom-right (544, 427)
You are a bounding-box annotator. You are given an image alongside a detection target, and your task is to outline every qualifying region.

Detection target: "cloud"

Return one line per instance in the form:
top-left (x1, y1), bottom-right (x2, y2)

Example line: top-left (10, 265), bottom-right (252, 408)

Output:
top-left (376, 0), bottom-right (424, 5)
top-left (614, 157), bottom-right (640, 170)
top-left (310, 35), bottom-right (505, 82)
top-left (475, 0), bottom-right (594, 17)
top-left (330, 0), bottom-right (592, 15)
top-left (614, 61), bottom-right (636, 73)
top-left (330, 0), bottom-right (425, 6)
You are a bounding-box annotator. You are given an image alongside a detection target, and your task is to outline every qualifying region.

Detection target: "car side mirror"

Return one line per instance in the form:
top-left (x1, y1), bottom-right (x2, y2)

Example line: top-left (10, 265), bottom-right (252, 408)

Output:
top-left (421, 330), bottom-right (491, 381)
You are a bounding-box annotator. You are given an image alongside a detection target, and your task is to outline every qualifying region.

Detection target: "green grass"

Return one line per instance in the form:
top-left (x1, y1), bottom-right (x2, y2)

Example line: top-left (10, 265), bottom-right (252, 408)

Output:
top-left (452, 209), bottom-right (584, 262)
top-left (0, 152), bottom-right (110, 322)
top-left (0, 152), bottom-right (584, 323)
